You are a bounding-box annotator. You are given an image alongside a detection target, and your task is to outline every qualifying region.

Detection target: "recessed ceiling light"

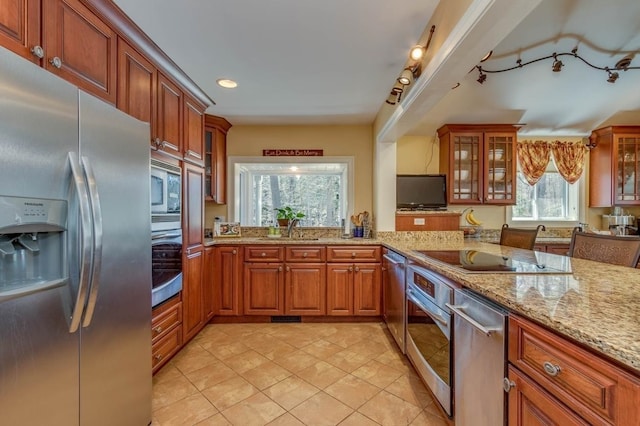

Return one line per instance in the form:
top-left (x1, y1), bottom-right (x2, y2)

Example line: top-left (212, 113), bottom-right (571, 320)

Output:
top-left (216, 78), bottom-right (237, 89)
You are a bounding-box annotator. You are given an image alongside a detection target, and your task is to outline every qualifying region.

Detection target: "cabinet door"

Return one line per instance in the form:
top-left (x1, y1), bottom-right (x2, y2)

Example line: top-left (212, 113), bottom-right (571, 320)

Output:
top-left (285, 263), bottom-right (326, 315)
top-left (449, 132), bottom-right (483, 204)
top-left (215, 246), bottom-right (242, 315)
top-left (117, 38), bottom-right (155, 138)
top-left (545, 244), bottom-right (570, 256)
top-left (484, 132), bottom-right (516, 204)
top-left (42, 0), bottom-right (116, 103)
top-left (203, 247), bottom-right (215, 321)
top-left (204, 124), bottom-right (228, 203)
top-left (508, 366), bottom-right (589, 426)
top-left (353, 263), bottom-right (381, 315)
top-left (614, 133), bottom-right (640, 204)
top-left (156, 72), bottom-right (183, 156)
top-left (183, 94), bottom-right (204, 166)
top-left (326, 264), bottom-right (353, 315)
top-left (183, 163), bottom-right (203, 249)
top-left (0, 0), bottom-right (40, 63)
top-left (243, 263), bottom-right (284, 315)
top-left (182, 248), bottom-right (204, 343)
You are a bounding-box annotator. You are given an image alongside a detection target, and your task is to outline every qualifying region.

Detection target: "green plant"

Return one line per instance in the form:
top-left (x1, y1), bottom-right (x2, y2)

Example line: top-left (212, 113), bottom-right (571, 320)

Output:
top-left (274, 206), bottom-right (305, 221)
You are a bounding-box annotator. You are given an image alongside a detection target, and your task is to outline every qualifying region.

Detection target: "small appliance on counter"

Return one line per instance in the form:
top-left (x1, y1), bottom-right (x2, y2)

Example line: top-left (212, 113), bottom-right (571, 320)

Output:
top-left (601, 208), bottom-right (637, 235)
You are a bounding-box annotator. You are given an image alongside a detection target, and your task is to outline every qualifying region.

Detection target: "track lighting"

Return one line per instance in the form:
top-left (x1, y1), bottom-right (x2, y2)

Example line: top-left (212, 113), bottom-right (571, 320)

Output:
top-left (385, 86), bottom-right (404, 105)
top-left (410, 45), bottom-right (425, 61)
top-left (474, 48), bottom-right (638, 84)
top-left (397, 68), bottom-right (413, 86)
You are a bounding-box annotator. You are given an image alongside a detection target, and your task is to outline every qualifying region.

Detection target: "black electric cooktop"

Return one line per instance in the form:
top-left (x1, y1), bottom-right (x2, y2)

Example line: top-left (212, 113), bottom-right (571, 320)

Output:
top-left (414, 250), bottom-right (572, 274)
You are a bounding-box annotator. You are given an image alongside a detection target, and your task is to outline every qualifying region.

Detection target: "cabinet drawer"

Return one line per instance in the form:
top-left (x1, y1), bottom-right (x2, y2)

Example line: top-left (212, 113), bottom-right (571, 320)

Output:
top-left (509, 315), bottom-right (640, 425)
top-left (152, 325), bottom-right (182, 373)
top-left (327, 246), bottom-right (381, 262)
top-left (244, 246), bottom-right (284, 262)
top-left (151, 296), bottom-right (182, 343)
top-left (285, 246), bottom-right (325, 262)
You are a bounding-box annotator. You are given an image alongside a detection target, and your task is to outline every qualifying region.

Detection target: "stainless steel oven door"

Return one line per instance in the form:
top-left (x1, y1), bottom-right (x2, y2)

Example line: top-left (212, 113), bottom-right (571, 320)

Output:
top-left (151, 230), bottom-right (182, 307)
top-left (406, 282), bottom-right (452, 416)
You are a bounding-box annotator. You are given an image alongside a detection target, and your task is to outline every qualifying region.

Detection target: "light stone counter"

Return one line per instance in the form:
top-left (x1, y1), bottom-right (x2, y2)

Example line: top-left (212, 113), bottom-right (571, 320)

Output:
top-left (205, 231), bottom-right (639, 373)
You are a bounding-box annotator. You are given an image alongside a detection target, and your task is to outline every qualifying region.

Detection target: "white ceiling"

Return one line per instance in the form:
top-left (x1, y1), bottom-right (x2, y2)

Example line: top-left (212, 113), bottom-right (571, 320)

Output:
top-left (112, 0), bottom-right (439, 125)
top-left (113, 0), bottom-right (640, 136)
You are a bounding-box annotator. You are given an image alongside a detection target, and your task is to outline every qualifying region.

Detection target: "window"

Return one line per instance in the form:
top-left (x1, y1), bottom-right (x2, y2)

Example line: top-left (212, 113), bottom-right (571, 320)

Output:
top-left (229, 157), bottom-right (354, 227)
top-left (509, 160), bottom-right (582, 226)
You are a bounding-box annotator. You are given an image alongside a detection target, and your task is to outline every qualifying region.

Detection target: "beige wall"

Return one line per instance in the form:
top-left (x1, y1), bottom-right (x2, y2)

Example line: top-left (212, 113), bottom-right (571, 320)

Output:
top-left (205, 124), bottom-right (374, 228)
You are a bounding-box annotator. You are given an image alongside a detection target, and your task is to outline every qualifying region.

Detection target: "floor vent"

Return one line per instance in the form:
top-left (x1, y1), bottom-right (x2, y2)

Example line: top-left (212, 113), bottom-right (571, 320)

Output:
top-left (271, 315), bottom-right (301, 323)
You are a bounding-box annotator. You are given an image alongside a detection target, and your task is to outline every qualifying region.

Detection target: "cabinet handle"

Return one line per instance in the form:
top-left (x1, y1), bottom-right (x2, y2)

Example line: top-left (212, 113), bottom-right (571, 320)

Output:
top-left (49, 56), bottom-right (62, 69)
top-left (355, 266), bottom-right (360, 272)
top-left (278, 266), bottom-right (283, 272)
top-left (286, 266), bottom-right (290, 272)
top-left (351, 252), bottom-right (356, 258)
top-left (30, 45), bottom-right (44, 59)
top-left (349, 266), bottom-right (353, 272)
top-left (154, 354), bottom-right (163, 361)
top-left (502, 378), bottom-right (516, 393)
top-left (152, 326), bottom-right (163, 334)
top-left (543, 361), bottom-right (561, 377)
top-left (186, 149), bottom-right (202, 160)
top-left (232, 249), bottom-right (237, 255)
top-left (261, 252), bottom-right (266, 257)
top-left (303, 252), bottom-right (308, 258)
top-left (381, 266), bottom-right (387, 271)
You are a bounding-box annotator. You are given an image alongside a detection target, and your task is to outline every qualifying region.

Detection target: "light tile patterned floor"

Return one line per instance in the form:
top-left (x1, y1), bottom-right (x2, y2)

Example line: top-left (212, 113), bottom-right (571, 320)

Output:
top-left (152, 322), bottom-right (449, 426)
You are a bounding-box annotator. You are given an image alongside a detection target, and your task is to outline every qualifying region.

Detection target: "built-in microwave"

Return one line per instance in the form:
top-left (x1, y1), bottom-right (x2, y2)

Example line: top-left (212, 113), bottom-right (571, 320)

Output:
top-left (150, 159), bottom-right (181, 231)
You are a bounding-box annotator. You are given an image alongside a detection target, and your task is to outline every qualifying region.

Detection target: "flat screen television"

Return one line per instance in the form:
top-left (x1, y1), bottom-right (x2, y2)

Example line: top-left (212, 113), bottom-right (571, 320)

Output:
top-left (396, 174), bottom-right (447, 210)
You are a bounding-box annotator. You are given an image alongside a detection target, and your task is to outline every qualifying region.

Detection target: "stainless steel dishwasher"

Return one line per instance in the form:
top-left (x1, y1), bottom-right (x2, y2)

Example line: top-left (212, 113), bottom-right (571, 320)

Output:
top-left (447, 289), bottom-right (508, 426)
top-left (382, 250), bottom-right (406, 353)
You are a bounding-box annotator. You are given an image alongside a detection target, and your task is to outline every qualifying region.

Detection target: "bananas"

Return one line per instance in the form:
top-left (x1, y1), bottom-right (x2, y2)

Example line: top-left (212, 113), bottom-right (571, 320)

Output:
top-left (463, 250), bottom-right (478, 264)
top-left (464, 208), bottom-right (482, 226)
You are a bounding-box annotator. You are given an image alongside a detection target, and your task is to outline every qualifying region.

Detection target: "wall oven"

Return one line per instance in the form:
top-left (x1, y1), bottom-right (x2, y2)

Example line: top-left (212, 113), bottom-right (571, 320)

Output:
top-left (151, 229), bottom-right (183, 307)
top-left (405, 262), bottom-right (458, 417)
top-left (151, 159), bottom-right (181, 232)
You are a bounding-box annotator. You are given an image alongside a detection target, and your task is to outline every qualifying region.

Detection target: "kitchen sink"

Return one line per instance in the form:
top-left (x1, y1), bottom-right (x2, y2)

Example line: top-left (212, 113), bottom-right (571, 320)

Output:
top-left (258, 237), bottom-right (320, 241)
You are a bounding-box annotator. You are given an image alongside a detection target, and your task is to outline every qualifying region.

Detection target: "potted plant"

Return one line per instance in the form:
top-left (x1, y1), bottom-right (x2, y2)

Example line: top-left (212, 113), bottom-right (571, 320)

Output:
top-left (274, 206), bottom-right (305, 228)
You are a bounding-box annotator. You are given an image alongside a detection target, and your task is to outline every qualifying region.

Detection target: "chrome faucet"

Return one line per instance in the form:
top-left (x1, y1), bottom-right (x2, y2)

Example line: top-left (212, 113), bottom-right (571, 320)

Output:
top-left (287, 219), bottom-right (299, 238)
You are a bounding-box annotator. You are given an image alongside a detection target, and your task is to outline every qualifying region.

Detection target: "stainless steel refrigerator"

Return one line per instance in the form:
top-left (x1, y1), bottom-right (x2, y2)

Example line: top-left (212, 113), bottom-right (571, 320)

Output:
top-left (0, 46), bottom-right (152, 425)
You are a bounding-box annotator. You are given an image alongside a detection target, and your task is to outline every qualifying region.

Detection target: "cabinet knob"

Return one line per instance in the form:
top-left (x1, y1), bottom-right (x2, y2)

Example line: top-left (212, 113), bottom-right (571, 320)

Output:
top-left (232, 249), bottom-right (237, 255)
top-left (355, 266), bottom-right (360, 272)
top-left (381, 266), bottom-right (387, 271)
top-left (261, 252), bottom-right (266, 257)
top-left (351, 252), bottom-right (356, 258)
top-left (286, 266), bottom-right (290, 272)
top-left (348, 266), bottom-right (353, 272)
top-left (278, 266), bottom-right (283, 272)
top-left (49, 56), bottom-right (62, 69)
top-left (303, 252), bottom-right (308, 258)
top-left (542, 361), bottom-right (561, 377)
top-left (30, 45), bottom-right (44, 59)
top-left (152, 326), bottom-right (163, 334)
top-left (154, 354), bottom-right (163, 361)
top-left (502, 378), bottom-right (516, 393)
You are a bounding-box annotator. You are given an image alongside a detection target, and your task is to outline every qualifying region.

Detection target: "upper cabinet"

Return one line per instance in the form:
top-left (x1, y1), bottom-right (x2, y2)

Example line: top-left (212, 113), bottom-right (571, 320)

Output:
top-left (155, 73), bottom-right (183, 157)
top-left (589, 126), bottom-right (640, 207)
top-left (204, 115), bottom-right (232, 204)
top-left (183, 94), bottom-right (205, 166)
top-left (117, 38), bottom-right (156, 130)
top-left (0, 0), bottom-right (116, 103)
top-left (438, 124), bottom-right (518, 205)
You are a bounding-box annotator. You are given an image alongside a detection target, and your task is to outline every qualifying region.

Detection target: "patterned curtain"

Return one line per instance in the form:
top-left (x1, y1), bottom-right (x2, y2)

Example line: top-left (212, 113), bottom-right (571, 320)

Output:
top-left (551, 141), bottom-right (588, 184)
top-left (517, 140), bottom-right (551, 185)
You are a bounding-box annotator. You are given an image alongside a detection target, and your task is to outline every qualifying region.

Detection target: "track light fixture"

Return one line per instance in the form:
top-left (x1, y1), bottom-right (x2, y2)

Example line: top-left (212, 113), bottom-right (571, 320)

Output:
top-left (473, 47), bottom-right (638, 84)
top-left (385, 85), bottom-right (404, 105)
top-left (397, 68), bottom-right (414, 86)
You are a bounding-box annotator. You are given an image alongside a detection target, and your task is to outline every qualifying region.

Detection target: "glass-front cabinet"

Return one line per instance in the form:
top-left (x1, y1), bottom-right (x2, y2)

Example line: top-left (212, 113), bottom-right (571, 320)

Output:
top-left (204, 115), bottom-right (232, 204)
top-left (438, 124), bottom-right (518, 205)
top-left (589, 126), bottom-right (640, 207)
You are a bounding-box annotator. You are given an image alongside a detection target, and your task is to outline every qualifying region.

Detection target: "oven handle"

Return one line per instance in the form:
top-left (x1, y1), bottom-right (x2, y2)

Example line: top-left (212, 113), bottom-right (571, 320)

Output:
top-left (446, 303), bottom-right (501, 336)
top-left (152, 231), bottom-right (182, 240)
top-left (407, 288), bottom-right (448, 326)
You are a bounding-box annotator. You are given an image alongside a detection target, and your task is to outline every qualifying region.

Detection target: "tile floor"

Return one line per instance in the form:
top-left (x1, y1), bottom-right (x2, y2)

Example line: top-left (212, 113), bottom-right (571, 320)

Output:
top-left (152, 322), bottom-right (449, 426)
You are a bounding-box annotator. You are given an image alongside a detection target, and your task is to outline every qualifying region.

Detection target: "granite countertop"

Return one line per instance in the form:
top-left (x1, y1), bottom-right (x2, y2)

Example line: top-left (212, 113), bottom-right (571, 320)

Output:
top-left (204, 232), bottom-right (639, 373)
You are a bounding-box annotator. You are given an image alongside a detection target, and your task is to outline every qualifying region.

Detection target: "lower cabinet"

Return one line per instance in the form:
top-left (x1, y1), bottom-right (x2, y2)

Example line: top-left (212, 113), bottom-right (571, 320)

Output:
top-left (326, 263), bottom-right (381, 315)
top-left (203, 246), bottom-right (215, 321)
top-left (182, 247), bottom-right (204, 342)
top-left (243, 262), bottom-right (284, 315)
top-left (285, 263), bottom-right (326, 315)
top-left (508, 315), bottom-right (640, 425)
top-left (214, 245), bottom-right (242, 315)
top-left (151, 295), bottom-right (182, 374)
top-left (534, 243), bottom-right (570, 255)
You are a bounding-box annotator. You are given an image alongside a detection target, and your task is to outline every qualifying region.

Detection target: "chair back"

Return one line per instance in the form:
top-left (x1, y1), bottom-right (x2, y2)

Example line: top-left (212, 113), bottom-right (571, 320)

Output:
top-left (569, 229), bottom-right (640, 267)
top-left (499, 224), bottom-right (545, 250)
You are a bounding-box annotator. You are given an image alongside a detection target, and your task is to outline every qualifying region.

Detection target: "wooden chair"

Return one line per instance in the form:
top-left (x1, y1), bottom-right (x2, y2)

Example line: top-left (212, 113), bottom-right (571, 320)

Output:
top-left (569, 228), bottom-right (640, 267)
top-left (499, 224), bottom-right (545, 250)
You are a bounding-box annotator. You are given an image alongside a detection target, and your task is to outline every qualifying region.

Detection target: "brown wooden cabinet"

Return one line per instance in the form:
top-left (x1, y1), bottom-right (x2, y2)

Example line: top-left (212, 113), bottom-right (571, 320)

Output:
top-left (0, 0), bottom-right (40, 64)
top-left (203, 246), bottom-right (215, 322)
top-left (183, 94), bottom-right (205, 166)
top-left (183, 162), bottom-right (204, 249)
top-left (43, 0), bottom-right (117, 103)
top-left (284, 246), bottom-right (326, 315)
top-left (155, 72), bottom-right (183, 157)
top-left (589, 126), bottom-right (640, 207)
top-left (204, 115), bottom-right (232, 203)
top-left (534, 243), bottom-right (570, 256)
top-left (508, 315), bottom-right (640, 425)
top-left (182, 248), bottom-right (204, 343)
top-left (438, 124), bottom-right (518, 205)
top-left (395, 212), bottom-right (460, 231)
top-left (214, 246), bottom-right (242, 315)
top-left (243, 262), bottom-right (284, 315)
top-left (151, 295), bottom-right (182, 374)
top-left (116, 38), bottom-right (155, 135)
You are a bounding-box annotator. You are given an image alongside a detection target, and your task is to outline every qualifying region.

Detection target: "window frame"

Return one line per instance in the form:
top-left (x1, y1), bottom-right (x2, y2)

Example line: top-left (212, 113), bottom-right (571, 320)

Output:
top-left (507, 161), bottom-right (586, 228)
top-left (227, 156), bottom-right (355, 227)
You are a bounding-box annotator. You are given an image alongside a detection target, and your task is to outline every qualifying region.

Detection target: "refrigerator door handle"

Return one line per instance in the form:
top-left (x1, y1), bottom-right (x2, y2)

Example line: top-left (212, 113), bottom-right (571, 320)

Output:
top-left (68, 152), bottom-right (93, 333)
top-left (81, 156), bottom-right (103, 328)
